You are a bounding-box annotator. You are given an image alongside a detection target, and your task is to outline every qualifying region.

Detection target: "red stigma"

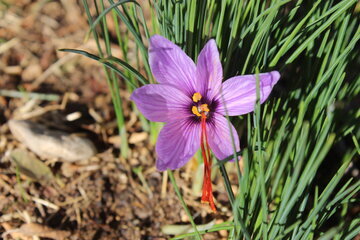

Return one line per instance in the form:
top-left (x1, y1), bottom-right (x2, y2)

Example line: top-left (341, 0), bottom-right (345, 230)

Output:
top-left (200, 113), bottom-right (216, 212)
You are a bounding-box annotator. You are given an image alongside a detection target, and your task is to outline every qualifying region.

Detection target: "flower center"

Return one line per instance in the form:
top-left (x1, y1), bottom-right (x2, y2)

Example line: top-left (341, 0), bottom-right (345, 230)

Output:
top-left (191, 92), bottom-right (210, 117)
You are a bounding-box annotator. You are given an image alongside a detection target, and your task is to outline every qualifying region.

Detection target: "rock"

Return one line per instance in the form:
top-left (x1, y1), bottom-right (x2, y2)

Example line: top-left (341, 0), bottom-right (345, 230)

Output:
top-left (8, 119), bottom-right (96, 162)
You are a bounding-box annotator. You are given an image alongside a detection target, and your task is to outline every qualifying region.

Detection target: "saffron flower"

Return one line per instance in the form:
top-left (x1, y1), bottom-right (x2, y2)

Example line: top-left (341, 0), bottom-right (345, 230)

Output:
top-left (131, 35), bottom-right (280, 212)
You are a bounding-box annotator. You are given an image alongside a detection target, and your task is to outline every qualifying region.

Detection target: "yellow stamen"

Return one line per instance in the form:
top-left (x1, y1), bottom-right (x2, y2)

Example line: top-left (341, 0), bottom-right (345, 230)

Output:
top-left (192, 92), bottom-right (202, 102)
top-left (192, 104), bottom-right (210, 117)
top-left (192, 106), bottom-right (201, 117)
top-left (200, 104), bottom-right (209, 112)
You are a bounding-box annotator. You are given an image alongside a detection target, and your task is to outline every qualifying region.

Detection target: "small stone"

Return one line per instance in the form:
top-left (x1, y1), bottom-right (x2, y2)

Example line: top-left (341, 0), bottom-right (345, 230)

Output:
top-left (133, 206), bottom-right (151, 220)
top-left (128, 132), bottom-right (148, 144)
top-left (21, 64), bottom-right (42, 81)
top-left (108, 135), bottom-right (121, 146)
top-left (118, 173), bottom-right (128, 185)
top-left (129, 158), bottom-right (140, 166)
top-left (8, 119), bottom-right (96, 162)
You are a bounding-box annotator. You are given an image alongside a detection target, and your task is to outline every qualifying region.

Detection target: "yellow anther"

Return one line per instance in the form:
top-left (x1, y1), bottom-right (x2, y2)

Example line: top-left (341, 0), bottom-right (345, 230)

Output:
top-left (192, 92), bottom-right (202, 102)
top-left (192, 106), bottom-right (201, 117)
top-left (192, 104), bottom-right (209, 117)
top-left (200, 104), bottom-right (209, 112)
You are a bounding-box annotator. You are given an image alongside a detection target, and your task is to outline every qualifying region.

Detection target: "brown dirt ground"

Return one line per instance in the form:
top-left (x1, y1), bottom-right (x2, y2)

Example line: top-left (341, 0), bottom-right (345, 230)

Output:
top-left (0, 1), bottom-right (235, 239)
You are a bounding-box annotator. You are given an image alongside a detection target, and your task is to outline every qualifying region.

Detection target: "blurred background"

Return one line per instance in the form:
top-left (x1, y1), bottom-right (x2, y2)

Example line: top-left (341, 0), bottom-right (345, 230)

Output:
top-left (0, 1), bottom-right (184, 239)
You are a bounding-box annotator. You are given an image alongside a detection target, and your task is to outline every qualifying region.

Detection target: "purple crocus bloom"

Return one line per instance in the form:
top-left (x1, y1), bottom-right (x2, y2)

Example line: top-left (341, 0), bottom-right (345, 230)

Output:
top-left (131, 35), bottom-right (280, 211)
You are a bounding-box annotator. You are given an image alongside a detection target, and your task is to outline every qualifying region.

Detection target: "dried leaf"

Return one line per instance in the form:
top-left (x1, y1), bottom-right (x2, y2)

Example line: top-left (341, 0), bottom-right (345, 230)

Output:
top-left (10, 148), bottom-right (54, 182)
top-left (2, 223), bottom-right (70, 240)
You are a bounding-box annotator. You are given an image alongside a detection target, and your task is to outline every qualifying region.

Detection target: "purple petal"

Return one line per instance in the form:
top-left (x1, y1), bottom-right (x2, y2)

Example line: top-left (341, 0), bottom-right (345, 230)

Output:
top-left (196, 39), bottom-right (223, 100)
top-left (207, 113), bottom-right (240, 161)
top-left (156, 119), bottom-right (200, 171)
top-left (149, 35), bottom-right (196, 96)
top-left (216, 71), bottom-right (280, 116)
top-left (130, 84), bottom-right (192, 122)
